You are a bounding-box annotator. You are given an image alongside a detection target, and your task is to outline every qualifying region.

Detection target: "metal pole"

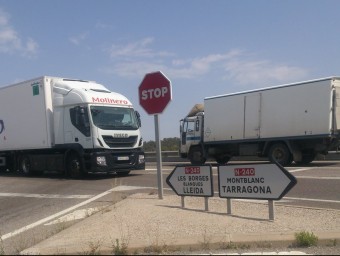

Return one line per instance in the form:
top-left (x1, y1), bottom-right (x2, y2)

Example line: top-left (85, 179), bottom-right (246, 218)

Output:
top-left (227, 198), bottom-right (232, 215)
top-left (204, 197), bottom-right (209, 211)
top-left (268, 200), bottom-right (275, 221)
top-left (154, 114), bottom-right (163, 199)
top-left (181, 196), bottom-right (185, 208)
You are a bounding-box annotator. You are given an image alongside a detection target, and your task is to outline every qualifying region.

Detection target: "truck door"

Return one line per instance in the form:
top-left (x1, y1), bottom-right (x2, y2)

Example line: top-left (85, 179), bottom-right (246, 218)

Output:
top-left (64, 106), bottom-right (93, 149)
top-left (244, 93), bottom-right (261, 138)
top-left (180, 117), bottom-right (201, 154)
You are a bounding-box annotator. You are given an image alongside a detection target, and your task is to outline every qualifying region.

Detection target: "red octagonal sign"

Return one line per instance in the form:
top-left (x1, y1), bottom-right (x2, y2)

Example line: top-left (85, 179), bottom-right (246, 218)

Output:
top-left (139, 71), bottom-right (172, 115)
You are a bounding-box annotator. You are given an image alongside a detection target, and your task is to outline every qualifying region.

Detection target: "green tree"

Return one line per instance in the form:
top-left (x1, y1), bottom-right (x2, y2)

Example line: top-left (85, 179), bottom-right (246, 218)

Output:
top-left (143, 137), bottom-right (180, 152)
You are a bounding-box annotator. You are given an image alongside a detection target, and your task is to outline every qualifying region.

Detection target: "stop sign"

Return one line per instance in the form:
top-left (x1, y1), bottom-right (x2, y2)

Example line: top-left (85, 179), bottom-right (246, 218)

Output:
top-left (139, 71), bottom-right (172, 115)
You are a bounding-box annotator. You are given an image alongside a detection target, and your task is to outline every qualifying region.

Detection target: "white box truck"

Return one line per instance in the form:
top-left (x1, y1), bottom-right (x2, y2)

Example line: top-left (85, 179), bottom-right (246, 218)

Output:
top-left (0, 76), bottom-right (145, 177)
top-left (179, 77), bottom-right (340, 166)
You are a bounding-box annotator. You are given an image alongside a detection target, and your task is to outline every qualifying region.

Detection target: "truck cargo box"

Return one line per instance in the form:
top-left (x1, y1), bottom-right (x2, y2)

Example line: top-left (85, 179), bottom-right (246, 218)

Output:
top-left (0, 77), bottom-right (54, 151)
top-left (204, 77), bottom-right (340, 142)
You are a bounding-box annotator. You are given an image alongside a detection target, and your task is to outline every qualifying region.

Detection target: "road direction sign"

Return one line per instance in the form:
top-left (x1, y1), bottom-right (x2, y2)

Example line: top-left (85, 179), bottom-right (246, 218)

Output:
top-left (138, 71), bottom-right (172, 115)
top-left (218, 163), bottom-right (297, 200)
top-left (166, 165), bottom-right (213, 197)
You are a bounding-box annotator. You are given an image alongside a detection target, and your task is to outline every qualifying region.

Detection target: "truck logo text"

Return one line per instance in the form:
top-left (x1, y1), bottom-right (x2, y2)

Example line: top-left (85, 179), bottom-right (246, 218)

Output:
top-left (114, 133), bottom-right (129, 138)
top-left (92, 97), bottom-right (129, 105)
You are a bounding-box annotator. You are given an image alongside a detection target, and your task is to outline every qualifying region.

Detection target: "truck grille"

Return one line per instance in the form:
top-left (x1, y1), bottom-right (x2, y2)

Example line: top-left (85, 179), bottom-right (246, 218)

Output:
top-left (102, 135), bottom-right (138, 148)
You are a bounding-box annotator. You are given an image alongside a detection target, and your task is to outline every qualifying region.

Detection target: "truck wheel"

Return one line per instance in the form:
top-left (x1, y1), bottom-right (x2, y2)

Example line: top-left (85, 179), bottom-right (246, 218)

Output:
top-left (295, 153), bottom-right (316, 165)
top-left (66, 153), bottom-right (83, 178)
top-left (19, 155), bottom-right (32, 175)
top-left (216, 156), bottom-right (230, 165)
top-left (268, 143), bottom-right (292, 166)
top-left (189, 146), bottom-right (206, 165)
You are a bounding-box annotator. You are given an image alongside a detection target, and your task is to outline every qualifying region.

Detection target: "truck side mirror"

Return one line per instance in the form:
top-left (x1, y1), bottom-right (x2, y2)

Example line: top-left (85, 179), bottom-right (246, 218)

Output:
top-left (75, 106), bottom-right (86, 126)
top-left (180, 120), bottom-right (187, 145)
top-left (195, 120), bottom-right (200, 131)
top-left (135, 111), bottom-right (141, 127)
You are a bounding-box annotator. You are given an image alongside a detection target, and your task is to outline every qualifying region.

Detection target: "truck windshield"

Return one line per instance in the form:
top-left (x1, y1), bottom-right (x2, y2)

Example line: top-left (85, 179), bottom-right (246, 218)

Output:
top-left (90, 106), bottom-right (139, 130)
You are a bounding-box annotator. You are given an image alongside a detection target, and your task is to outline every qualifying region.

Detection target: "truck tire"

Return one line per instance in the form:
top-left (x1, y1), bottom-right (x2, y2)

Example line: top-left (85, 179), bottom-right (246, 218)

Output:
top-left (66, 153), bottom-right (83, 178)
top-left (268, 143), bottom-right (292, 166)
top-left (215, 156), bottom-right (231, 165)
top-left (295, 153), bottom-right (316, 165)
top-left (189, 146), bottom-right (206, 165)
top-left (19, 155), bottom-right (32, 176)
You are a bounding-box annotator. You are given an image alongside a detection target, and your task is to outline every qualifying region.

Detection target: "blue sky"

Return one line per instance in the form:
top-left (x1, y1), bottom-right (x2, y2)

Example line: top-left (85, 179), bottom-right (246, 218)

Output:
top-left (1, 0), bottom-right (340, 141)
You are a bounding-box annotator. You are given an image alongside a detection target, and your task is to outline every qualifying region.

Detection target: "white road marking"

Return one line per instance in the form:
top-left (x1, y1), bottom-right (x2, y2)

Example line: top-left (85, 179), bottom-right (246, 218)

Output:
top-left (44, 207), bottom-right (104, 225)
top-left (0, 193), bottom-right (93, 199)
top-left (294, 176), bottom-right (340, 180)
top-left (284, 197), bottom-right (340, 204)
top-left (287, 168), bottom-right (314, 173)
top-left (0, 185), bottom-right (155, 241)
top-left (146, 168), bottom-right (174, 171)
top-left (1, 188), bottom-right (113, 241)
top-left (111, 185), bottom-right (153, 191)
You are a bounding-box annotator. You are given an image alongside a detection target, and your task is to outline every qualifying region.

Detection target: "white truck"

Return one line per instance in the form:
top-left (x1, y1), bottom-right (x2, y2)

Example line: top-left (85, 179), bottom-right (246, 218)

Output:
top-left (0, 76), bottom-right (145, 177)
top-left (180, 77), bottom-right (340, 166)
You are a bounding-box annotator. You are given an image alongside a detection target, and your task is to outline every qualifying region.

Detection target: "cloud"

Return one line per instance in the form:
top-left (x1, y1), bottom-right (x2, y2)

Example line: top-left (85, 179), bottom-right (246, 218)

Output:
top-left (109, 37), bottom-right (173, 59)
top-left (0, 8), bottom-right (38, 56)
top-left (168, 51), bottom-right (243, 79)
top-left (104, 37), bottom-right (308, 85)
top-left (106, 60), bottom-right (168, 78)
top-left (69, 32), bottom-right (88, 46)
top-left (224, 56), bottom-right (308, 86)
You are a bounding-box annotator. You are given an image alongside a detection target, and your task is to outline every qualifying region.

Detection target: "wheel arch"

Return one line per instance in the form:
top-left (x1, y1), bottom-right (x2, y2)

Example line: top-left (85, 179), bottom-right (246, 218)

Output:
top-left (188, 142), bottom-right (207, 157)
top-left (264, 140), bottom-right (297, 166)
top-left (63, 144), bottom-right (86, 177)
top-left (188, 143), bottom-right (207, 165)
top-left (263, 140), bottom-right (293, 156)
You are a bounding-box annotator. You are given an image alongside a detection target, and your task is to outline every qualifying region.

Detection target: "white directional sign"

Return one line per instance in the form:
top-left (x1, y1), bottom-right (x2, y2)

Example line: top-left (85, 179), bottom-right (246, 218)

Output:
top-left (218, 163), bottom-right (297, 200)
top-left (166, 165), bottom-right (213, 197)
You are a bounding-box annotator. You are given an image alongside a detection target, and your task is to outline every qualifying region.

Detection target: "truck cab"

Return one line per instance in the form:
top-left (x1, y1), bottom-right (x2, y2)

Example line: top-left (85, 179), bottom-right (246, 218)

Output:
top-left (52, 78), bottom-right (145, 176)
top-left (180, 113), bottom-right (205, 164)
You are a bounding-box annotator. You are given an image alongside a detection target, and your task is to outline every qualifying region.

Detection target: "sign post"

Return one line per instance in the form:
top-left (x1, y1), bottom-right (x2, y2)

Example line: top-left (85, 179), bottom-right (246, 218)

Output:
top-left (139, 71), bottom-right (172, 199)
top-left (154, 114), bottom-right (162, 199)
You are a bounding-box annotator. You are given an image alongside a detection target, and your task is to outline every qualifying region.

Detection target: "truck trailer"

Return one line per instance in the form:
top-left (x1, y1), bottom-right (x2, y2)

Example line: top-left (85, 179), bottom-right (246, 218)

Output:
top-left (0, 76), bottom-right (145, 177)
top-left (179, 77), bottom-right (340, 166)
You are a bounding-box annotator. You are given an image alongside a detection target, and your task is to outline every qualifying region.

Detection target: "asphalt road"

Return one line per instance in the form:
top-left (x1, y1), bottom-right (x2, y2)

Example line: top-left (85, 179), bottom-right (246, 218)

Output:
top-left (0, 160), bottom-right (339, 254)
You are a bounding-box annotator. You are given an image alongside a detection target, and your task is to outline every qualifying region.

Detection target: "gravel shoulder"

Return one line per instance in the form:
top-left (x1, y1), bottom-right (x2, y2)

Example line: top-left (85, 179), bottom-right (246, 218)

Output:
top-left (21, 193), bottom-right (340, 255)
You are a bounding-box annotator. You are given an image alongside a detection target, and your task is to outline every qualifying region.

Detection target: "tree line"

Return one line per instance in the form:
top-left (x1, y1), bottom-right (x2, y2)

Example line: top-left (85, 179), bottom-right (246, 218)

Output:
top-left (143, 137), bottom-right (180, 151)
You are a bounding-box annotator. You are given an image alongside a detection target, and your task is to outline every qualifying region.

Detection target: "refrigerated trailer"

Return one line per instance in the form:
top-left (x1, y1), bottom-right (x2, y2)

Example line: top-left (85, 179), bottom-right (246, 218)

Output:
top-left (0, 76), bottom-right (145, 177)
top-left (180, 77), bottom-right (340, 166)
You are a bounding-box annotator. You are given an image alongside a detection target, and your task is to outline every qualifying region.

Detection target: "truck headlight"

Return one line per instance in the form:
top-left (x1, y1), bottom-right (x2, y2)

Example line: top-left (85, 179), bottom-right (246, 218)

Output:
top-left (96, 156), bottom-right (107, 166)
top-left (138, 154), bottom-right (145, 164)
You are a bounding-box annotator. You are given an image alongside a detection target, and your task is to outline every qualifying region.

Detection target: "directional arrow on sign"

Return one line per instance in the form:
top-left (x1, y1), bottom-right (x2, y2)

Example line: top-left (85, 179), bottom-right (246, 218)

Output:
top-left (218, 162), bottom-right (297, 200)
top-left (166, 165), bottom-right (214, 197)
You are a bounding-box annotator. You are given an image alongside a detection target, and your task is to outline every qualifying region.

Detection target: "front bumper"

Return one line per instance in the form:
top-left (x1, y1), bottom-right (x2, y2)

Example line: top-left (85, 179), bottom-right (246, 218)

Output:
top-left (87, 149), bottom-right (145, 173)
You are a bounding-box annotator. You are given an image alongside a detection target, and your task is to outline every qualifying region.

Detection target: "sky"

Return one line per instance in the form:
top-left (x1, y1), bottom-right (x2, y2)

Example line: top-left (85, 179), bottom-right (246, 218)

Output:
top-left (1, 0), bottom-right (340, 141)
